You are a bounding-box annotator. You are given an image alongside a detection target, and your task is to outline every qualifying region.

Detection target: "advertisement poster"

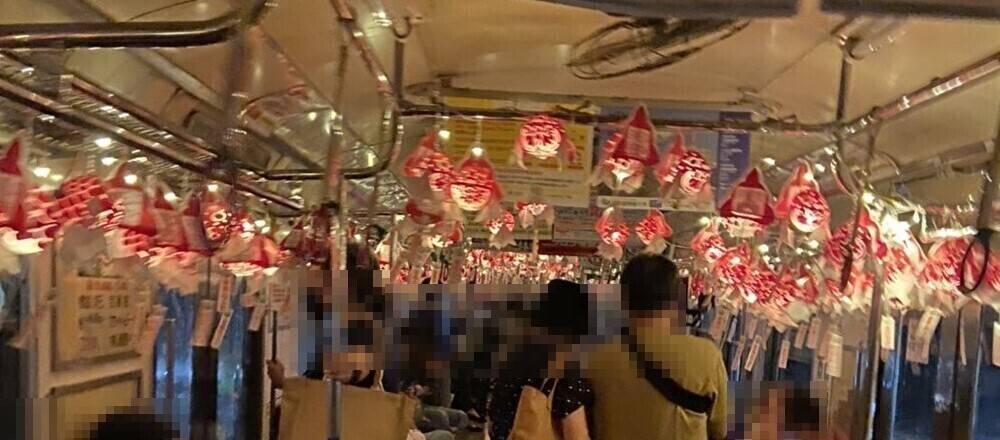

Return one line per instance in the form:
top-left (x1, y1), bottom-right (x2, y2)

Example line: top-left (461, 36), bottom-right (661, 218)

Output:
top-left (441, 118), bottom-right (595, 208)
top-left (593, 107), bottom-right (752, 212)
top-left (56, 276), bottom-right (150, 365)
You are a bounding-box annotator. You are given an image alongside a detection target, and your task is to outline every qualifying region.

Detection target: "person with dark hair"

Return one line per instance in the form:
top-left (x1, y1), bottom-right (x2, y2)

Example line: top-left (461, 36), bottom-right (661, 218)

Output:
top-left (587, 253), bottom-right (728, 440)
top-left (487, 279), bottom-right (595, 440)
top-left (88, 409), bottom-right (177, 440)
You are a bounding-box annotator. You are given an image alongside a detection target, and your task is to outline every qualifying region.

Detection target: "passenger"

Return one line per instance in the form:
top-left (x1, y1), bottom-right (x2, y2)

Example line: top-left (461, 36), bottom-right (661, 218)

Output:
top-left (405, 382), bottom-right (470, 434)
top-left (87, 407), bottom-right (177, 440)
top-left (588, 254), bottom-right (728, 440)
top-left (487, 279), bottom-right (594, 440)
top-left (744, 382), bottom-right (832, 440)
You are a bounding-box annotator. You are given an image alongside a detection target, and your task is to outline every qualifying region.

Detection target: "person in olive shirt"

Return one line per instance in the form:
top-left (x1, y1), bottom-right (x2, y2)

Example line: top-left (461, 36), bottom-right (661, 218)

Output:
top-left (587, 254), bottom-right (729, 440)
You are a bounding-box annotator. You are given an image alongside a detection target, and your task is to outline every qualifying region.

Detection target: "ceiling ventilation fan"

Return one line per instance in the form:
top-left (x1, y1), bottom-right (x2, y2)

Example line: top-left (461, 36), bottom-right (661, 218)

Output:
top-left (566, 17), bottom-right (750, 80)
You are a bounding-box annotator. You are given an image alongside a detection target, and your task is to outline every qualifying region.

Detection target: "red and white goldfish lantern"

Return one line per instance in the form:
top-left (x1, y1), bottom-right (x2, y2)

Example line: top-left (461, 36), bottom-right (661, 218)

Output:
top-left (219, 233), bottom-right (281, 277)
top-left (104, 164), bottom-right (157, 258)
top-left (713, 244), bottom-right (751, 294)
top-left (591, 106), bottom-right (660, 193)
top-left (200, 188), bottom-right (232, 247)
top-left (0, 139), bottom-right (26, 229)
top-left (775, 164), bottom-right (830, 235)
top-left (431, 221), bottom-right (463, 248)
top-left (485, 209), bottom-right (516, 249)
top-left (824, 209), bottom-right (886, 271)
top-left (744, 263), bottom-right (777, 304)
top-left (149, 184), bottom-right (186, 249)
top-left (403, 131), bottom-right (454, 195)
top-left (718, 168), bottom-right (774, 238)
top-left (47, 175), bottom-right (112, 227)
top-left (515, 201), bottom-right (554, 229)
top-left (513, 115), bottom-right (578, 169)
top-left (634, 209), bottom-right (672, 254)
top-left (595, 207), bottom-right (630, 260)
top-left (0, 139), bottom-right (55, 255)
top-left (655, 133), bottom-right (713, 201)
top-left (180, 193), bottom-right (210, 253)
top-left (691, 219), bottom-right (726, 265)
top-left (450, 147), bottom-right (502, 212)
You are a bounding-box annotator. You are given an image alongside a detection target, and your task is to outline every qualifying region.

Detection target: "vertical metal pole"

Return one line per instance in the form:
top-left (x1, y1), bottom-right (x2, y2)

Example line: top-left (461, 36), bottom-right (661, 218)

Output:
top-left (952, 302), bottom-right (985, 440)
top-left (268, 309), bottom-right (278, 433)
top-left (874, 310), bottom-right (904, 440)
top-left (853, 246), bottom-right (885, 440)
top-left (932, 314), bottom-right (960, 440)
top-left (165, 318), bottom-right (176, 401)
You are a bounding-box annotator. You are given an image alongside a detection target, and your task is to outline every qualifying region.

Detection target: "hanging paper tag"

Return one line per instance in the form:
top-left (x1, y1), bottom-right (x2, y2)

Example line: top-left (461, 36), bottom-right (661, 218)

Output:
top-left (135, 306), bottom-right (167, 355)
top-left (745, 314), bottom-right (760, 340)
top-left (731, 340), bottom-right (746, 372)
top-left (818, 330), bottom-right (833, 359)
top-left (906, 317), bottom-right (929, 364)
top-left (794, 323), bottom-right (808, 349)
top-left (881, 315), bottom-right (897, 351)
top-left (190, 300), bottom-right (216, 347)
top-left (268, 282), bottom-right (290, 313)
top-left (210, 310), bottom-right (233, 349)
top-left (248, 305), bottom-right (267, 332)
top-left (827, 334), bottom-right (843, 378)
top-left (709, 309), bottom-right (729, 341)
top-left (745, 337), bottom-right (762, 372)
top-left (727, 314), bottom-right (740, 343)
top-left (806, 317), bottom-right (823, 349)
top-left (778, 339), bottom-right (791, 369)
top-left (217, 276), bottom-right (234, 313)
top-left (991, 322), bottom-right (1000, 368)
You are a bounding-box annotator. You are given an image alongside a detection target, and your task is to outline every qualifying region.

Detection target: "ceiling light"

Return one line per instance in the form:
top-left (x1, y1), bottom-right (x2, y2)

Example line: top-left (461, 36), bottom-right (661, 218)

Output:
top-left (207, 183), bottom-right (219, 192)
top-left (261, 226), bottom-right (271, 234)
top-left (308, 112), bottom-right (317, 121)
top-left (32, 166), bottom-right (50, 178)
top-left (761, 157), bottom-right (775, 167)
top-left (164, 192), bottom-right (179, 202)
top-left (814, 163), bottom-right (826, 173)
top-left (20, 66), bottom-right (34, 74)
top-left (254, 219), bottom-right (267, 228)
top-left (698, 217), bottom-right (711, 226)
top-left (100, 105), bottom-right (115, 112)
top-left (470, 146), bottom-right (484, 157)
top-left (50, 174), bottom-right (64, 182)
top-left (130, 156), bottom-right (148, 163)
top-left (756, 244), bottom-right (769, 254)
top-left (100, 156), bottom-right (117, 166)
top-left (123, 173), bottom-right (138, 185)
top-left (291, 187), bottom-right (303, 195)
top-left (438, 129), bottom-right (451, 141)
top-left (95, 137), bottom-right (113, 148)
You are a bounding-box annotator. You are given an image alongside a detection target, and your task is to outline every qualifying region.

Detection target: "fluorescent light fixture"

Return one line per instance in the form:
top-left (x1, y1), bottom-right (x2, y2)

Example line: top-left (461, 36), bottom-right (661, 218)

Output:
top-left (95, 137), bottom-right (113, 148)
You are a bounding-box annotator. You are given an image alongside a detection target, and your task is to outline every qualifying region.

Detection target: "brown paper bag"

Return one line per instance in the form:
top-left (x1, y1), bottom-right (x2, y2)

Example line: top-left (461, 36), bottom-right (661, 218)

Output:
top-left (509, 379), bottom-right (561, 440)
top-left (278, 377), bottom-right (332, 440)
top-left (341, 383), bottom-right (418, 440)
top-left (278, 372), bottom-right (417, 440)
